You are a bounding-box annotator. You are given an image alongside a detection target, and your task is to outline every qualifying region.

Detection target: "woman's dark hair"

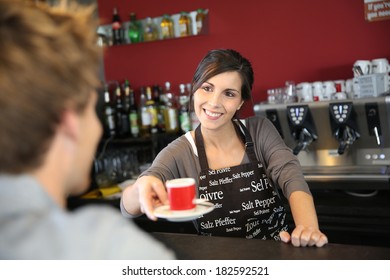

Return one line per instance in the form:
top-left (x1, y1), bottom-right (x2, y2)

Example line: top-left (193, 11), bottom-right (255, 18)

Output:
top-left (191, 49), bottom-right (254, 102)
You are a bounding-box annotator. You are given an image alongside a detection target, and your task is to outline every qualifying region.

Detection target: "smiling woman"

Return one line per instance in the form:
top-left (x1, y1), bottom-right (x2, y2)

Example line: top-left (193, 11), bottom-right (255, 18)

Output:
top-left (121, 48), bottom-right (328, 247)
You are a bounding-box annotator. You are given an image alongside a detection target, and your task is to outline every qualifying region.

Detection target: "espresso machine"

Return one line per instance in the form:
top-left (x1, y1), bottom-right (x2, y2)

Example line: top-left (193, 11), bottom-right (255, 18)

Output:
top-left (328, 102), bottom-right (360, 155)
top-left (253, 96), bottom-right (390, 190)
top-left (286, 105), bottom-right (318, 155)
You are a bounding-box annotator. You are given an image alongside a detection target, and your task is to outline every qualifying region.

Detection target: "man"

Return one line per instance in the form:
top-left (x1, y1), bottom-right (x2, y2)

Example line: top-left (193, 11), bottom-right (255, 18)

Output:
top-left (0, 0), bottom-right (174, 259)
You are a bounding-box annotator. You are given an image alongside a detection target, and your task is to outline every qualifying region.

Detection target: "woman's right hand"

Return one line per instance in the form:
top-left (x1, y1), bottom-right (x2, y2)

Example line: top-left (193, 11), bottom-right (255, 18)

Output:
top-left (133, 176), bottom-right (169, 221)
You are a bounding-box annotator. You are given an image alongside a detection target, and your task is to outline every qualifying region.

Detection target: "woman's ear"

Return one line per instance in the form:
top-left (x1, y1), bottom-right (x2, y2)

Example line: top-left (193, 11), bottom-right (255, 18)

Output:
top-left (237, 101), bottom-right (244, 110)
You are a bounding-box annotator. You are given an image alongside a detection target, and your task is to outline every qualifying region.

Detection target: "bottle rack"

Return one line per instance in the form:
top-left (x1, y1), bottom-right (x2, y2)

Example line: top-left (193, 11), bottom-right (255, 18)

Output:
top-left (97, 9), bottom-right (209, 46)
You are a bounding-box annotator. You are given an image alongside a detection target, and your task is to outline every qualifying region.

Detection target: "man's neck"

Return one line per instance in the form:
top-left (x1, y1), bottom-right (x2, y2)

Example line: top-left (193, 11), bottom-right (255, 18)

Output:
top-left (30, 134), bottom-right (73, 209)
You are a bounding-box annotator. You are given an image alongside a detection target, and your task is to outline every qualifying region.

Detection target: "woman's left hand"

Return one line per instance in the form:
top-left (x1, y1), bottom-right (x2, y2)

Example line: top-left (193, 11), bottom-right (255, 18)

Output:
top-left (279, 225), bottom-right (328, 247)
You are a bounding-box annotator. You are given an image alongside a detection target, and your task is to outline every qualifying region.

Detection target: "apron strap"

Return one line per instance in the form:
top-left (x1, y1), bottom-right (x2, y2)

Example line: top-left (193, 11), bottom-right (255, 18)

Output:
top-left (233, 119), bottom-right (258, 162)
top-left (195, 125), bottom-right (209, 170)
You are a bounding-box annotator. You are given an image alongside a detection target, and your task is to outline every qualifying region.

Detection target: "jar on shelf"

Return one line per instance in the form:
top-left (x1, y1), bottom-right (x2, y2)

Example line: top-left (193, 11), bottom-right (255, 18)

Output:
top-left (195, 9), bottom-right (206, 34)
top-left (143, 17), bottom-right (158, 42)
top-left (128, 12), bottom-right (142, 43)
top-left (160, 14), bottom-right (174, 39)
top-left (178, 11), bottom-right (191, 37)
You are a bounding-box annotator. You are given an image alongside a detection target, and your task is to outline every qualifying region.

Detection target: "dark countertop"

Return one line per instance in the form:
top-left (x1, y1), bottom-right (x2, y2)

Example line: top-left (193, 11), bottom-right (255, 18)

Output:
top-left (67, 189), bottom-right (390, 248)
top-left (153, 232), bottom-right (390, 260)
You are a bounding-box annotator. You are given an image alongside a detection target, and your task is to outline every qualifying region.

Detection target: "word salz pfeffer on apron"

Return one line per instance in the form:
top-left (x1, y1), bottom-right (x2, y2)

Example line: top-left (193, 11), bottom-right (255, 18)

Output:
top-left (195, 119), bottom-right (288, 240)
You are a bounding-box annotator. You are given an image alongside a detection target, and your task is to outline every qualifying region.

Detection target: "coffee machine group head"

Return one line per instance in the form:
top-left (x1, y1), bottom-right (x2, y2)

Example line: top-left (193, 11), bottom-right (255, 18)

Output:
top-left (329, 102), bottom-right (360, 155)
top-left (286, 105), bottom-right (318, 155)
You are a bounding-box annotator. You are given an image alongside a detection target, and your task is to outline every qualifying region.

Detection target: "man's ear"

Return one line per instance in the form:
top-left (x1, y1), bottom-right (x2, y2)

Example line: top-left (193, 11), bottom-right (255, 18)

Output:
top-left (60, 110), bottom-right (80, 142)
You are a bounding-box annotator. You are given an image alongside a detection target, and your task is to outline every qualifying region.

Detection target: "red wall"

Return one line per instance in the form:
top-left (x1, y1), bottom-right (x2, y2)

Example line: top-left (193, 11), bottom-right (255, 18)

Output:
top-left (98, 0), bottom-right (390, 117)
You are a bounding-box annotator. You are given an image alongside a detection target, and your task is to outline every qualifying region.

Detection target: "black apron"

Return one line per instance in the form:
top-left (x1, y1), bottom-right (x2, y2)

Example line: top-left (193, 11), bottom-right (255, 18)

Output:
top-left (195, 119), bottom-right (288, 240)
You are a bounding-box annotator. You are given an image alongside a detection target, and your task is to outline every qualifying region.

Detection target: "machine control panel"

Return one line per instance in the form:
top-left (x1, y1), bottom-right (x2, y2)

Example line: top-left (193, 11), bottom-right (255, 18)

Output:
top-left (330, 102), bottom-right (353, 124)
top-left (287, 105), bottom-right (308, 126)
top-left (358, 148), bottom-right (390, 165)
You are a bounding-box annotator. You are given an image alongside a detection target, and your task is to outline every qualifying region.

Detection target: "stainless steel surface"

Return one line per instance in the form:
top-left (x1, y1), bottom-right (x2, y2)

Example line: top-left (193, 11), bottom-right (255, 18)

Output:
top-left (254, 95), bottom-right (390, 190)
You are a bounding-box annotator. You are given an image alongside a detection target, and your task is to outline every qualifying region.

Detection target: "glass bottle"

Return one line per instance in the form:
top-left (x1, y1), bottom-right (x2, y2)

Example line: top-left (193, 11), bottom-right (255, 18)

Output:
top-left (122, 80), bottom-right (131, 113)
top-left (143, 17), bottom-right (158, 42)
top-left (160, 14), bottom-right (174, 39)
top-left (195, 9), bottom-right (206, 34)
top-left (115, 84), bottom-right (130, 137)
top-left (163, 81), bottom-right (179, 134)
top-left (152, 85), bottom-right (166, 133)
top-left (178, 84), bottom-right (191, 133)
top-left (103, 84), bottom-right (116, 137)
top-left (121, 80), bottom-right (133, 137)
top-left (112, 7), bottom-right (124, 45)
top-left (145, 86), bottom-right (159, 134)
top-left (128, 87), bottom-right (140, 138)
top-left (139, 87), bottom-right (151, 137)
top-left (128, 12), bottom-right (142, 43)
top-left (178, 11), bottom-right (191, 37)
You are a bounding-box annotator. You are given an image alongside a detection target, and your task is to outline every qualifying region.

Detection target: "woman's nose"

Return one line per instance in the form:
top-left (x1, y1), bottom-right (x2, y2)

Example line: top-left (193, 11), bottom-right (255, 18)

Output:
top-left (207, 92), bottom-right (221, 107)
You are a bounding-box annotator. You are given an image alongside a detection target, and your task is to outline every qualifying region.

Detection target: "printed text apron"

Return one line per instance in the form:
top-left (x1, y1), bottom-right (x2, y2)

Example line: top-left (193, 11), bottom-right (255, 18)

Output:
top-left (195, 120), bottom-right (288, 240)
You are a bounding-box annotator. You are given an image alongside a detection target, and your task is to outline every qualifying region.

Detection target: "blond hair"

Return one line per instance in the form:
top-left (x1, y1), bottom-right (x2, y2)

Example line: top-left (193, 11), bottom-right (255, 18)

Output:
top-left (0, 0), bottom-right (101, 173)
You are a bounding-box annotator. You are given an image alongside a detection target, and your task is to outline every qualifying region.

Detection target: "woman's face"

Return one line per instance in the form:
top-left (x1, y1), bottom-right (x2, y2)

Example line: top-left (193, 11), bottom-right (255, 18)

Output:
top-left (194, 71), bottom-right (244, 131)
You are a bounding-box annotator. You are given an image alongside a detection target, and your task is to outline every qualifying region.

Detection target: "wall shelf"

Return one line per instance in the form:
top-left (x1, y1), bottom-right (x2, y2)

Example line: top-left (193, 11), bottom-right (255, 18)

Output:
top-left (97, 9), bottom-right (209, 47)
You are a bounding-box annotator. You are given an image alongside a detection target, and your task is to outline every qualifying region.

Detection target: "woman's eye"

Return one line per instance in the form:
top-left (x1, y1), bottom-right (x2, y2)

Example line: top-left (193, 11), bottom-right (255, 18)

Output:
top-left (225, 91), bottom-right (235, 97)
top-left (202, 86), bottom-right (212, 92)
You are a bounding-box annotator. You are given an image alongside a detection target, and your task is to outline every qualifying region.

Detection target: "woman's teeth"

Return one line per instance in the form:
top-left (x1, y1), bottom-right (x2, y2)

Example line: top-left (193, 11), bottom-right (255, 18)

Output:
top-left (205, 109), bottom-right (222, 118)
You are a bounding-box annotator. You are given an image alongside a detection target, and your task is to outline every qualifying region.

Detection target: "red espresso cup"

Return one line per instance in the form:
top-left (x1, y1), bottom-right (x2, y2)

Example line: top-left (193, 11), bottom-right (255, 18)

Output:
top-left (166, 178), bottom-right (196, 211)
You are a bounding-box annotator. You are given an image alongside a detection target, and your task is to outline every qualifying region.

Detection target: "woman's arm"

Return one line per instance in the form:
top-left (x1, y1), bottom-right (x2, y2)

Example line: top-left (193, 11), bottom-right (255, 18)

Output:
top-left (280, 190), bottom-right (328, 247)
top-left (247, 117), bottom-right (328, 246)
top-left (120, 135), bottom-right (197, 220)
top-left (121, 175), bottom-right (169, 221)
top-left (121, 182), bottom-right (141, 217)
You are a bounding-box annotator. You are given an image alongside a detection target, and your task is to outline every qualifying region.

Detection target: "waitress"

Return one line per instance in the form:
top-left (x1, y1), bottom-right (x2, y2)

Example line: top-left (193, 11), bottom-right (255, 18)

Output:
top-left (121, 49), bottom-right (328, 247)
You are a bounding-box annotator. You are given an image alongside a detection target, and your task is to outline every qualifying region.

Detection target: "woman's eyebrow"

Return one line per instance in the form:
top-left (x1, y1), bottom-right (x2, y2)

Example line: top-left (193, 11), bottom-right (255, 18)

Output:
top-left (225, 88), bottom-right (240, 93)
top-left (202, 81), bottom-right (214, 86)
top-left (202, 81), bottom-right (240, 93)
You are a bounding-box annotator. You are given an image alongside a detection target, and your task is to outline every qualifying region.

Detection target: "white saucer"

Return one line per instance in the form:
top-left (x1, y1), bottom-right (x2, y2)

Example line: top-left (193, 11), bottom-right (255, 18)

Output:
top-left (154, 199), bottom-right (215, 222)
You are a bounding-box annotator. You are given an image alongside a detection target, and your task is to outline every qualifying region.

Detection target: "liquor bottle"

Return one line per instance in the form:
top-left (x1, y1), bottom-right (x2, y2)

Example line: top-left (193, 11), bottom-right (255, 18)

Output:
top-left (115, 84), bottom-right (130, 137)
top-left (112, 7), bottom-right (124, 45)
top-left (139, 87), bottom-right (151, 137)
top-left (143, 17), bottom-right (158, 42)
top-left (145, 86), bottom-right (159, 134)
top-left (122, 80), bottom-right (131, 112)
top-left (178, 84), bottom-right (191, 133)
top-left (160, 14), bottom-right (174, 39)
top-left (163, 81), bottom-right (179, 134)
top-left (152, 85), bottom-right (166, 133)
top-left (103, 84), bottom-right (116, 137)
top-left (128, 12), bottom-right (142, 43)
top-left (178, 11), bottom-right (191, 37)
top-left (128, 87), bottom-right (140, 138)
top-left (195, 9), bottom-right (206, 34)
top-left (186, 83), bottom-right (192, 95)
top-left (188, 82), bottom-right (200, 129)
top-left (121, 80), bottom-right (133, 137)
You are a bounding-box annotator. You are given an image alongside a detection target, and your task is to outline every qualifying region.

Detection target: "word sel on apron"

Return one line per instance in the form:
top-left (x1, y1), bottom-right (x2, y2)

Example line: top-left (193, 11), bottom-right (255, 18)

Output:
top-left (195, 119), bottom-right (288, 240)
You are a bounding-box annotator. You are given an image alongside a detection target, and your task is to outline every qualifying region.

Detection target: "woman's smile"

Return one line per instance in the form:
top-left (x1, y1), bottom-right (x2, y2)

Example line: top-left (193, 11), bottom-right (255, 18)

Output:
top-left (203, 109), bottom-right (223, 119)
